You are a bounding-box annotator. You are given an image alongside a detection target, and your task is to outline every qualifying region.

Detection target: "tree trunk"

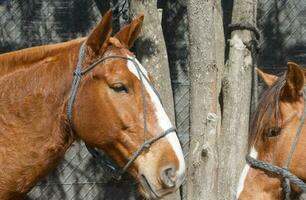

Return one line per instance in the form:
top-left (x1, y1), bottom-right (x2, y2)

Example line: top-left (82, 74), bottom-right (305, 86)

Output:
top-left (217, 0), bottom-right (257, 199)
top-left (129, 1), bottom-right (181, 200)
top-left (186, 0), bottom-right (224, 199)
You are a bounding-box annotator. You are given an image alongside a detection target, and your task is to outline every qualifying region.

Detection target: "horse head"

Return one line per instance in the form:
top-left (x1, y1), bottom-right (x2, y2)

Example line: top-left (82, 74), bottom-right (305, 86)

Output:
top-left (69, 10), bottom-right (186, 199)
top-left (236, 62), bottom-right (306, 200)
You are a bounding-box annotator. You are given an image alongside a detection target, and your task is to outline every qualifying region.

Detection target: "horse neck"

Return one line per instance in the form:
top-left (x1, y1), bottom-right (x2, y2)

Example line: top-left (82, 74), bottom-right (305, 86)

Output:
top-left (0, 40), bottom-right (97, 196)
top-left (0, 41), bottom-right (82, 165)
top-left (0, 38), bottom-right (85, 77)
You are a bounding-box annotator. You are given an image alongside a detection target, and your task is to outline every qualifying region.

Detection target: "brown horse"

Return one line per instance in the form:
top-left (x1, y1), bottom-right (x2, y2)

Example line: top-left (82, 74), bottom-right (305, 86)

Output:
top-left (236, 62), bottom-right (306, 200)
top-left (0, 11), bottom-right (185, 200)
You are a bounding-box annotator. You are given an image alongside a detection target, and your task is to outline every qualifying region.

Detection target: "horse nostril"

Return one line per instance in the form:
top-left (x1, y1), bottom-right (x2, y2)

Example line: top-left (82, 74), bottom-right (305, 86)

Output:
top-left (160, 166), bottom-right (177, 188)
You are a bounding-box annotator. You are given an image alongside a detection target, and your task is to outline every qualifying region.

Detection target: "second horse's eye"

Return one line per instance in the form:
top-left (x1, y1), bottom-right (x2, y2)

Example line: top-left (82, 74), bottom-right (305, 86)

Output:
top-left (265, 127), bottom-right (281, 137)
top-left (110, 83), bottom-right (128, 93)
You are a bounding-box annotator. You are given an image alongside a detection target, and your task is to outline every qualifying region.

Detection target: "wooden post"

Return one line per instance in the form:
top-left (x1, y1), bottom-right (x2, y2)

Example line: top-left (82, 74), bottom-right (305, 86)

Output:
top-left (186, 0), bottom-right (224, 199)
top-left (217, 0), bottom-right (257, 199)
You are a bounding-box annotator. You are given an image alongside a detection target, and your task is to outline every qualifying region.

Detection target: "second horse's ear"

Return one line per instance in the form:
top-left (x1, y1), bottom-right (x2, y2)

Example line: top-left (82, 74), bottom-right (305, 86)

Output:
top-left (256, 68), bottom-right (278, 87)
top-left (115, 15), bottom-right (144, 49)
top-left (86, 9), bottom-right (113, 54)
top-left (280, 62), bottom-right (304, 101)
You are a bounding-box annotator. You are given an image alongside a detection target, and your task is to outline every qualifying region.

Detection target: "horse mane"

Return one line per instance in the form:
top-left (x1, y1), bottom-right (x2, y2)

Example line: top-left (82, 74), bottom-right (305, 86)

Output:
top-left (0, 37), bottom-right (125, 76)
top-left (248, 72), bottom-right (287, 149)
top-left (0, 38), bottom-right (85, 73)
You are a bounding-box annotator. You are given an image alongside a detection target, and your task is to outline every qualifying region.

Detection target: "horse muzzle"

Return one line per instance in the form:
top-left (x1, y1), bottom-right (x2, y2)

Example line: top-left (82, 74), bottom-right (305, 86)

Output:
top-left (138, 163), bottom-right (186, 199)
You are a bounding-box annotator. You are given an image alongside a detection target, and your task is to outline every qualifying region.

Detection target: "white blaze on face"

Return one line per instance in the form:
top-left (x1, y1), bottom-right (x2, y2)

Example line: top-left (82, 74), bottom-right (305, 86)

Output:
top-left (127, 56), bottom-right (186, 182)
top-left (236, 147), bottom-right (258, 198)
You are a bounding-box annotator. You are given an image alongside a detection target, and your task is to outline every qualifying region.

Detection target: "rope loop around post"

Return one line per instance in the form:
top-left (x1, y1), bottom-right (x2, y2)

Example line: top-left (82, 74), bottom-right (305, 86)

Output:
top-left (228, 22), bottom-right (260, 40)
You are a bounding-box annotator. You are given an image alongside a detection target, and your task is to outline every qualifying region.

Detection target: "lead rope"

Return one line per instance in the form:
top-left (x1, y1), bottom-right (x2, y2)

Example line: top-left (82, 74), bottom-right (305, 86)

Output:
top-left (67, 44), bottom-right (175, 180)
top-left (246, 156), bottom-right (306, 193)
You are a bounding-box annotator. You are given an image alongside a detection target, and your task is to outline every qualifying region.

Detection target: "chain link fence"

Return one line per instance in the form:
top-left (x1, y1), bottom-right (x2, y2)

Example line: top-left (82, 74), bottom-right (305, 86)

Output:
top-left (254, 0), bottom-right (306, 102)
top-left (257, 0), bottom-right (306, 74)
top-left (0, 0), bottom-right (100, 52)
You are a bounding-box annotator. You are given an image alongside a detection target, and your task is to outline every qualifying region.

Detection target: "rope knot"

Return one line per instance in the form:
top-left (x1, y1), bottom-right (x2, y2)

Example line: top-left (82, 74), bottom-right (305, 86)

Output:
top-left (73, 68), bottom-right (83, 77)
top-left (144, 143), bottom-right (150, 149)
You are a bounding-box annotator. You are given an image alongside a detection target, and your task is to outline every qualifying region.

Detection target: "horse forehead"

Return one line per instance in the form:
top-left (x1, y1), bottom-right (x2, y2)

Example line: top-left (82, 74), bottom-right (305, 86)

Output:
top-left (105, 46), bottom-right (133, 58)
top-left (101, 57), bottom-right (129, 76)
top-left (103, 48), bottom-right (135, 70)
top-left (125, 56), bottom-right (149, 79)
top-left (281, 100), bottom-right (304, 114)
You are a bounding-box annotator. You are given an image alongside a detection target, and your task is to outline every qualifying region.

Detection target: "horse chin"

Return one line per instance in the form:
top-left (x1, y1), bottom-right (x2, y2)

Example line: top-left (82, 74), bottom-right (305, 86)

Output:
top-left (139, 174), bottom-right (161, 200)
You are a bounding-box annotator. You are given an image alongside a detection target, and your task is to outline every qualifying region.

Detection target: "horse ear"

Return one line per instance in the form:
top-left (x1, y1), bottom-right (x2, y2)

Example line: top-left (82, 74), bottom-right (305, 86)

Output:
top-left (115, 15), bottom-right (144, 48)
top-left (256, 67), bottom-right (278, 87)
top-left (281, 62), bottom-right (304, 101)
top-left (86, 9), bottom-right (112, 54)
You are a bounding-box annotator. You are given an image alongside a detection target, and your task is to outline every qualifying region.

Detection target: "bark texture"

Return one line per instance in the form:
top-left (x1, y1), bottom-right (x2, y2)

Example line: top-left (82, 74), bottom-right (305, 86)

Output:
top-left (130, 1), bottom-right (180, 200)
top-left (186, 0), bottom-right (224, 199)
top-left (217, 0), bottom-right (257, 199)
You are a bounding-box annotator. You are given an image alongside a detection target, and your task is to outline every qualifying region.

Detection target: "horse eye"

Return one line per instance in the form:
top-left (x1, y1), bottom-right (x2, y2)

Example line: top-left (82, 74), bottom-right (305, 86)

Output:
top-left (110, 83), bottom-right (128, 93)
top-left (266, 127), bottom-right (281, 137)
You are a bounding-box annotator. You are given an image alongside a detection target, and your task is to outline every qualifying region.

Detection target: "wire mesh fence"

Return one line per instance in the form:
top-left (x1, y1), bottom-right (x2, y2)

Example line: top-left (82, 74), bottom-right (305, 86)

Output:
top-left (257, 0), bottom-right (306, 74)
top-left (0, 0), bottom-right (100, 52)
top-left (254, 0), bottom-right (306, 98)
